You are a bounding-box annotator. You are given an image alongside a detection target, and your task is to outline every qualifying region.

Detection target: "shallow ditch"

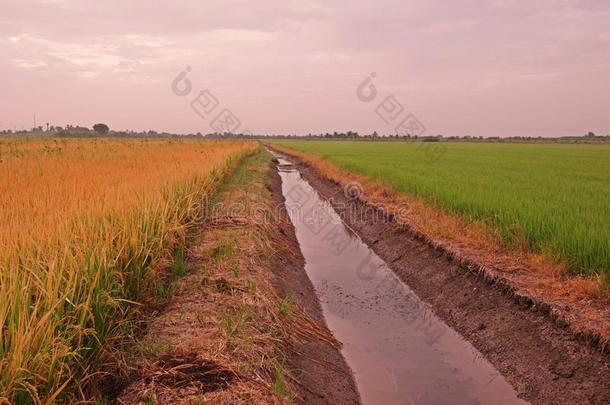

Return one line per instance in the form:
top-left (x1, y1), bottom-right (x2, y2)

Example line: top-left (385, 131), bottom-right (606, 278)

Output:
top-left (272, 151), bottom-right (527, 405)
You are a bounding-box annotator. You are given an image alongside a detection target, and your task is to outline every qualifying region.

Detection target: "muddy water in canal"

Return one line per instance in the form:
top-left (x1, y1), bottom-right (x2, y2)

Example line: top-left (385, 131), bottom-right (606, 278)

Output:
top-left (273, 152), bottom-right (527, 405)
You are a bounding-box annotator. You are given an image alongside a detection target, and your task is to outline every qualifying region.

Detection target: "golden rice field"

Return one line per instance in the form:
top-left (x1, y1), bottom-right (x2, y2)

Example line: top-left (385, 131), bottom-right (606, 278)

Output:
top-left (0, 137), bottom-right (257, 403)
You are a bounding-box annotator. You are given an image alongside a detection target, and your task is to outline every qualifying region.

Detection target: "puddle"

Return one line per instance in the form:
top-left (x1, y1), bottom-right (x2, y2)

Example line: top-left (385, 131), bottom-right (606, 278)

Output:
top-left (271, 151), bottom-right (527, 405)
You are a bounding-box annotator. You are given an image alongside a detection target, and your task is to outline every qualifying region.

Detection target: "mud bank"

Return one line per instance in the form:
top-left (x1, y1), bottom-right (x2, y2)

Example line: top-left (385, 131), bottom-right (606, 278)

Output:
top-left (272, 149), bottom-right (610, 405)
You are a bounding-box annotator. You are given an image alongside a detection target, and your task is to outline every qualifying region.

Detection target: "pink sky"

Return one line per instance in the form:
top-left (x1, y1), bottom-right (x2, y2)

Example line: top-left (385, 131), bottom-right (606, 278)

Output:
top-left (1, 0), bottom-right (609, 137)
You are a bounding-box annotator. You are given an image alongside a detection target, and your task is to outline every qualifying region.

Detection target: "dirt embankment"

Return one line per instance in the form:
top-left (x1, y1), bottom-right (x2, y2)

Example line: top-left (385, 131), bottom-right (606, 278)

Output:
top-left (274, 149), bottom-right (610, 405)
top-left (115, 151), bottom-right (359, 404)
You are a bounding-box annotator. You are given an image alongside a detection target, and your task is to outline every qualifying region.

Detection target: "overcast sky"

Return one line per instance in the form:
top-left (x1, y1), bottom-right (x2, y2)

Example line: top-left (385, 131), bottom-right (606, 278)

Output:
top-left (1, 0), bottom-right (609, 136)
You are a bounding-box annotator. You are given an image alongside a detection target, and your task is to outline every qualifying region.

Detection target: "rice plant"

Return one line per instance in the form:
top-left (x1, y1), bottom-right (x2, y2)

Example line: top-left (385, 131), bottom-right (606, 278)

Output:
top-left (273, 140), bottom-right (610, 280)
top-left (0, 137), bottom-right (257, 403)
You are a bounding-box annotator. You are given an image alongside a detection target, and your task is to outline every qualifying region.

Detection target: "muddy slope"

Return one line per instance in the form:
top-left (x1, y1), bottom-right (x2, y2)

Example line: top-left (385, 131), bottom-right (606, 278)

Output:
top-left (267, 161), bottom-right (361, 404)
top-left (296, 162), bottom-right (610, 405)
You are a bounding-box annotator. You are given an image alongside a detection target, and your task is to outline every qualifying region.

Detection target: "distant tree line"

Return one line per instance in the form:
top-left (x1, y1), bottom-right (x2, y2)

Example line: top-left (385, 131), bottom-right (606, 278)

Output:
top-left (1, 125), bottom-right (609, 144)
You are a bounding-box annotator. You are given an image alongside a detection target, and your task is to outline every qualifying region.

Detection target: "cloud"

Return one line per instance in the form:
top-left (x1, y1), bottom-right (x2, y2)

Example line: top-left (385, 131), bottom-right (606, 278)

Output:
top-left (1, 0), bottom-right (609, 136)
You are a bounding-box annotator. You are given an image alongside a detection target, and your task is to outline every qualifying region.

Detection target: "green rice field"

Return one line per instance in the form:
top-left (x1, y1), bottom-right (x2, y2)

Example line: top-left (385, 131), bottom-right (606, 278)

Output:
top-left (273, 140), bottom-right (610, 280)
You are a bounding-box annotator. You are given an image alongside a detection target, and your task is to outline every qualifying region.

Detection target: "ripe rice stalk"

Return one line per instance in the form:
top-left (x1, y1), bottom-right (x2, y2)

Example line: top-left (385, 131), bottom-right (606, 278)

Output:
top-left (0, 137), bottom-right (258, 403)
